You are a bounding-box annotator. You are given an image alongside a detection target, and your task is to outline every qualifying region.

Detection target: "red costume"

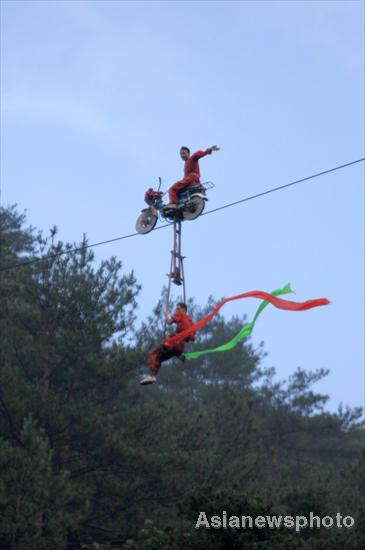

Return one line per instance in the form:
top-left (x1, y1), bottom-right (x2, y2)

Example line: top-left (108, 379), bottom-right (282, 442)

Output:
top-left (149, 310), bottom-right (195, 374)
top-left (168, 148), bottom-right (213, 204)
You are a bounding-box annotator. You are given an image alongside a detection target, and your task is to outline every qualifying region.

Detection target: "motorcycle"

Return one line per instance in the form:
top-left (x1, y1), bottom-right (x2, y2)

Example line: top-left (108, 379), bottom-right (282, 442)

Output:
top-left (135, 180), bottom-right (214, 234)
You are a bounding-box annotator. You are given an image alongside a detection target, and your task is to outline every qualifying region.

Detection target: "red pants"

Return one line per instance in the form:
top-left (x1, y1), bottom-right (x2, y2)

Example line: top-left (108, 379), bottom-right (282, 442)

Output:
top-left (149, 342), bottom-right (184, 374)
top-left (168, 174), bottom-right (200, 204)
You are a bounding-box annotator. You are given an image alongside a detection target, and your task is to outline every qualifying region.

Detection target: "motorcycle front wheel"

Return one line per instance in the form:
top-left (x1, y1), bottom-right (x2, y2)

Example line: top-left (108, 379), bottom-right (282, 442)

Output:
top-left (135, 209), bottom-right (158, 234)
top-left (182, 197), bottom-right (205, 221)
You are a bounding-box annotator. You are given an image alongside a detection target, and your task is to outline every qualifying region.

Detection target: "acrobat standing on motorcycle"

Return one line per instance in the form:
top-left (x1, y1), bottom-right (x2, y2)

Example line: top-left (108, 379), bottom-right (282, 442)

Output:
top-left (165, 145), bottom-right (220, 208)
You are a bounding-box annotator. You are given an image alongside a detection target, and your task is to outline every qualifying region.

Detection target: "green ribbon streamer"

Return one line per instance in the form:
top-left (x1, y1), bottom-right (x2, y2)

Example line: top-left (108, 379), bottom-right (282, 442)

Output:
top-left (184, 283), bottom-right (294, 361)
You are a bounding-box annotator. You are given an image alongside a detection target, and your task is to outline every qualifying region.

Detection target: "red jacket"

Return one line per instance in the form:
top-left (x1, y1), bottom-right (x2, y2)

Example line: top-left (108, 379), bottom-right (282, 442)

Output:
top-left (163, 311), bottom-right (195, 349)
top-left (172, 310), bottom-right (193, 332)
top-left (184, 149), bottom-right (212, 179)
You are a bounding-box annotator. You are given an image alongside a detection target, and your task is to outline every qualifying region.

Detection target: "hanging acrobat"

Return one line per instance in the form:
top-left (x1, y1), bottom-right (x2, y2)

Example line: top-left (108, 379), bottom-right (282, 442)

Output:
top-left (140, 284), bottom-right (330, 385)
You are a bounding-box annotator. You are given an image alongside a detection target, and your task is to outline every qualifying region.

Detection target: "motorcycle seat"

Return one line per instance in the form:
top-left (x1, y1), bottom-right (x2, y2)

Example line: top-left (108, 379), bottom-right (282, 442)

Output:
top-left (179, 183), bottom-right (204, 195)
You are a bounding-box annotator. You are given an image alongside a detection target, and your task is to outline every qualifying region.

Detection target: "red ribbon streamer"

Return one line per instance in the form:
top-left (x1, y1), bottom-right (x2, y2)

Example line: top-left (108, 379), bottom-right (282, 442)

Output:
top-left (164, 290), bottom-right (330, 348)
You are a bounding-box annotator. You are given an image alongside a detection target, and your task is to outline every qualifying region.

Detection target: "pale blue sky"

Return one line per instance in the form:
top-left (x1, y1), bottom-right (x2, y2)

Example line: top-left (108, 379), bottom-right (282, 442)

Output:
top-left (1, 0), bottom-right (364, 412)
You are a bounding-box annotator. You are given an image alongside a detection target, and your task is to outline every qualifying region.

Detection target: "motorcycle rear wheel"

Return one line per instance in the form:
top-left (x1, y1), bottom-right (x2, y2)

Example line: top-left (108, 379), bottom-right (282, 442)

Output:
top-left (182, 197), bottom-right (205, 221)
top-left (135, 210), bottom-right (158, 234)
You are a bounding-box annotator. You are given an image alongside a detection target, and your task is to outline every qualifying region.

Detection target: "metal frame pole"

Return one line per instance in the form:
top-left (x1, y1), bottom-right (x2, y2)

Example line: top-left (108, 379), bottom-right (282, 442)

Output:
top-left (165, 220), bottom-right (187, 321)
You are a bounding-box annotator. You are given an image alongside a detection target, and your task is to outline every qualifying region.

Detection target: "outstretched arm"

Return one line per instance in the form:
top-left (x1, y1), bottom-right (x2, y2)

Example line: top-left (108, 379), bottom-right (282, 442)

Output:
top-left (191, 145), bottom-right (220, 160)
top-left (206, 145), bottom-right (220, 154)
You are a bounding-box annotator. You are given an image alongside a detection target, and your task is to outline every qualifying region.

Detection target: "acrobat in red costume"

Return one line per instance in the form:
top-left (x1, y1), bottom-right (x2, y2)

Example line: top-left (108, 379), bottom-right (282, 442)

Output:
top-left (141, 303), bottom-right (195, 385)
top-left (167, 145), bottom-right (220, 205)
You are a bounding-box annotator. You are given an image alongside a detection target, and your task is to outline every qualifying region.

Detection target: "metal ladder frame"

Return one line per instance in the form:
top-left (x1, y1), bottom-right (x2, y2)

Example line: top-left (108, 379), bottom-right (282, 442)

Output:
top-left (164, 220), bottom-right (186, 332)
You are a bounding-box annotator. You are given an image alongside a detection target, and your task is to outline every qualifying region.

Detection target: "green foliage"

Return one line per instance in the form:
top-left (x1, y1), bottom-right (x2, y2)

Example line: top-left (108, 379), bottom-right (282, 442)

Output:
top-left (0, 206), bottom-right (363, 548)
top-left (0, 416), bottom-right (74, 550)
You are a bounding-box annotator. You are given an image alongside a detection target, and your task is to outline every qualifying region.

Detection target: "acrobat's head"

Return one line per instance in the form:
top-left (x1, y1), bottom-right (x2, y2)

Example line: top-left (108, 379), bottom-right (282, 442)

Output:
top-left (180, 147), bottom-right (190, 161)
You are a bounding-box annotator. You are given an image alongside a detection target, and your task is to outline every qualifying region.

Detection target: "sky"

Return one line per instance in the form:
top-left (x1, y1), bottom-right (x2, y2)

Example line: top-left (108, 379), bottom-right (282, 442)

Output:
top-left (1, 0), bottom-right (364, 413)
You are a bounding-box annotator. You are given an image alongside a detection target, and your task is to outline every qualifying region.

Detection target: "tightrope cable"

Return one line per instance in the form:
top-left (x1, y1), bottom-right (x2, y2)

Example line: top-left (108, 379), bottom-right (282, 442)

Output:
top-left (1, 157), bottom-right (363, 273)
